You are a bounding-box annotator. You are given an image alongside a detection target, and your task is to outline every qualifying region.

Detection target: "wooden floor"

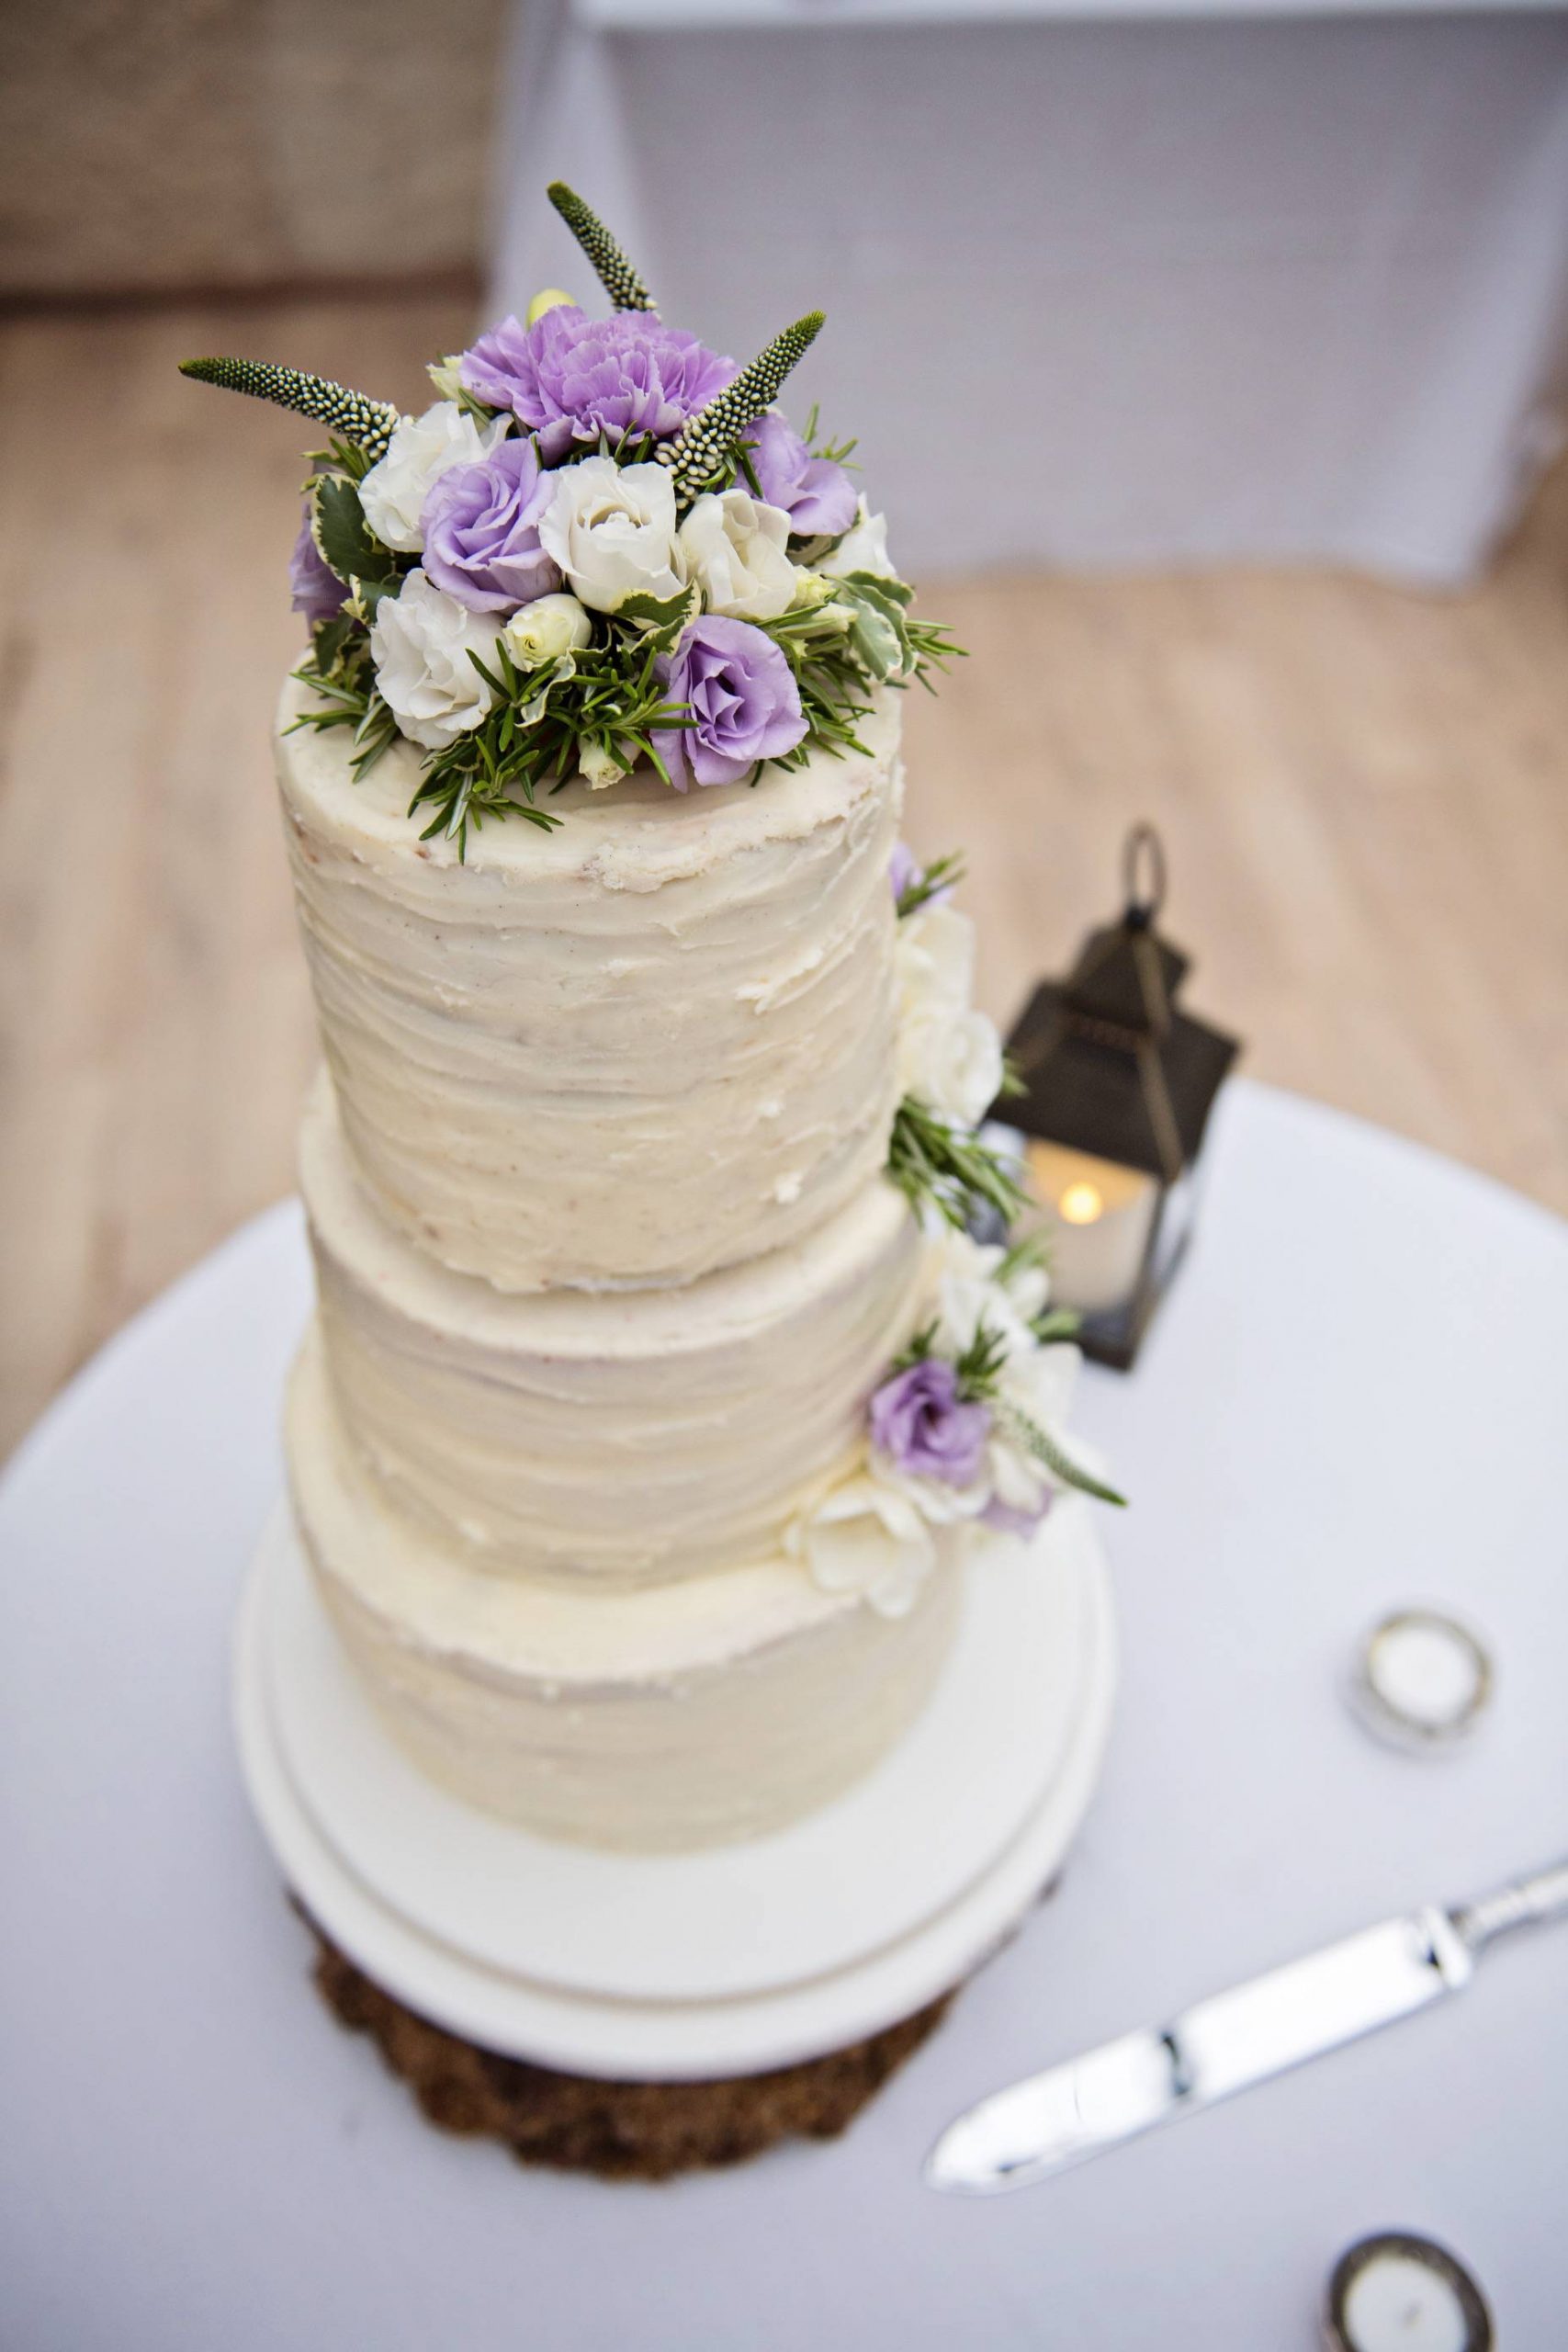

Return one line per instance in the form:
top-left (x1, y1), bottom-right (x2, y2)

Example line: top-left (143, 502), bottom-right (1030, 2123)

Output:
top-left (4, 299), bottom-right (1567, 1456)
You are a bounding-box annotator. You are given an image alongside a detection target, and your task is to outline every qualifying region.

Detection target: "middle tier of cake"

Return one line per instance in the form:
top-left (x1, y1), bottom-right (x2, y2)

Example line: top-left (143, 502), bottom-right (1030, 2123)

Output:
top-left (299, 1071), bottom-right (923, 1590)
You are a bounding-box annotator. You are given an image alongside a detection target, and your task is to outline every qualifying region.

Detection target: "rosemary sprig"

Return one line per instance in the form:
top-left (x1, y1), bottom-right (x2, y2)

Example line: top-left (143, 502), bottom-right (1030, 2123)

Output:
top-left (887, 1096), bottom-right (1023, 1231)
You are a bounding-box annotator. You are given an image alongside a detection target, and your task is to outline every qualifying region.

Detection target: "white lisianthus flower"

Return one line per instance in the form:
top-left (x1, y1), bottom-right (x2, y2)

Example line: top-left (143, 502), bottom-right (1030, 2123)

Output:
top-left (896, 902), bottom-right (977, 1028)
top-left (821, 495), bottom-right (897, 580)
top-left (898, 1005), bottom-right (1004, 1130)
top-left (784, 1467), bottom-right (938, 1620)
top-left (677, 490), bottom-right (797, 621)
top-left (358, 401), bottom-right (509, 555)
top-left (894, 899), bottom-right (1002, 1126)
top-left (504, 592), bottom-right (593, 668)
top-left (368, 570), bottom-right (503, 752)
top-left (919, 1227), bottom-right (1041, 1365)
top-left (426, 354), bottom-right (465, 401)
top-left (538, 456), bottom-right (687, 613)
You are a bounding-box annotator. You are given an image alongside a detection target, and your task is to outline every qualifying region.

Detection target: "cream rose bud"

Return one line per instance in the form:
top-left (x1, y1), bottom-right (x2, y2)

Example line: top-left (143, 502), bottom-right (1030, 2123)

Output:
top-left (358, 401), bottom-right (508, 555)
top-left (898, 1005), bottom-right (1005, 1132)
top-left (577, 739), bottom-right (626, 792)
top-left (821, 495), bottom-right (897, 580)
top-left (368, 570), bottom-right (503, 752)
top-left (537, 456), bottom-right (687, 613)
top-left (784, 1471), bottom-right (938, 1621)
top-left (676, 489), bottom-right (797, 621)
top-left (505, 592), bottom-right (592, 667)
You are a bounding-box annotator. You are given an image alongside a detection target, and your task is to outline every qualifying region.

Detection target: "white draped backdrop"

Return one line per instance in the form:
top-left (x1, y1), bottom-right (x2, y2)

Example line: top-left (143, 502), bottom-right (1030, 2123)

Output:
top-left (491, 0), bottom-right (1568, 581)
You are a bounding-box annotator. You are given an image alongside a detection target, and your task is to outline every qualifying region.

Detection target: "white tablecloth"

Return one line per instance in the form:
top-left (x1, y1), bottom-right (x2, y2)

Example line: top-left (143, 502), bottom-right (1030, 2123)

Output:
top-left (2, 1080), bottom-right (1566, 2346)
top-left (491, 1), bottom-right (1568, 579)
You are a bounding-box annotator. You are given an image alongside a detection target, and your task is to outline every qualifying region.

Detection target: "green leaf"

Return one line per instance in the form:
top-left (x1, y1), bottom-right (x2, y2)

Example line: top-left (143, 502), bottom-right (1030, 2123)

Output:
top-left (312, 474), bottom-right (399, 602)
top-left (615, 585), bottom-right (698, 651)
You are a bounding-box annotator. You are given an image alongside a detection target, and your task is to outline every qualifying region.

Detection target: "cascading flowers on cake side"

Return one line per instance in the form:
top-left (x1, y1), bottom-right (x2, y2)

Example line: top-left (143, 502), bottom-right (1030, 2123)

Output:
top-left (785, 843), bottom-right (1125, 1622)
top-left (182, 181), bottom-right (959, 854)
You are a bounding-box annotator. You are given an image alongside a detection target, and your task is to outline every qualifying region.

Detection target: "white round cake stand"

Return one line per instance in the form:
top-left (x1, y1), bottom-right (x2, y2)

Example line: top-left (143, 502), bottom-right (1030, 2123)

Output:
top-left (234, 1504), bottom-right (1117, 2082)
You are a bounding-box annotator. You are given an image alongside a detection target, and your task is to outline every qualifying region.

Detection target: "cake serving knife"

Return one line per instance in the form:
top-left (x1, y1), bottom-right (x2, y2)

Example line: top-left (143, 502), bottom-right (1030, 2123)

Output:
top-left (926, 1857), bottom-right (1568, 2196)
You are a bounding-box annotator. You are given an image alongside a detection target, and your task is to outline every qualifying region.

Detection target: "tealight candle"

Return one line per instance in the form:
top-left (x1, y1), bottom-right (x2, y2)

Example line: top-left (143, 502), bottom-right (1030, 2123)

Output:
top-left (1325, 2233), bottom-right (1493, 2352)
top-left (1021, 1139), bottom-right (1159, 1317)
top-left (1348, 1610), bottom-right (1493, 1754)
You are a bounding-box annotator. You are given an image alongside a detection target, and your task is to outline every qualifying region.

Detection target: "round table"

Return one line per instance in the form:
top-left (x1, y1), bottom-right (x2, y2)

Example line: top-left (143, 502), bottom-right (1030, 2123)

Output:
top-left (3, 1080), bottom-right (1565, 2349)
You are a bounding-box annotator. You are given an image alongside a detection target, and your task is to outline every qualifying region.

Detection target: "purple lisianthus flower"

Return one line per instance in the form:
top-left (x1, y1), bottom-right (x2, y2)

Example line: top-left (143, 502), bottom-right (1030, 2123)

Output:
top-left (289, 506), bottom-right (346, 624)
top-left (652, 616), bottom-right (807, 791)
top-left (743, 412), bottom-right (857, 538)
top-left (419, 438), bottom-right (561, 614)
top-left (459, 307), bottom-right (736, 464)
top-left (889, 841), bottom-right (923, 903)
top-left (870, 1358), bottom-right (992, 1488)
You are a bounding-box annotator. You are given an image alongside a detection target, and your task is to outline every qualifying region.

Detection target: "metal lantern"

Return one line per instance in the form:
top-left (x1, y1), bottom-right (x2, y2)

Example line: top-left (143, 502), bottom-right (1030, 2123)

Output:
top-left (992, 824), bottom-right (1239, 1371)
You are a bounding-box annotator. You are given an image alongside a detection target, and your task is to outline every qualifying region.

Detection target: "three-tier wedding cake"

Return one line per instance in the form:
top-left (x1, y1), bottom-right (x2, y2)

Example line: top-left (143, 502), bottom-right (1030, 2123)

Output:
top-left (196, 186), bottom-right (1116, 2152)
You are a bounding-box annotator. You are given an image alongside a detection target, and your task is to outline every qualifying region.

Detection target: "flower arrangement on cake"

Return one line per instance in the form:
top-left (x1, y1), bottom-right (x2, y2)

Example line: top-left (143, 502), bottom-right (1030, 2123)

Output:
top-left (784, 842), bottom-right (1124, 1623)
top-left (181, 181), bottom-right (958, 854)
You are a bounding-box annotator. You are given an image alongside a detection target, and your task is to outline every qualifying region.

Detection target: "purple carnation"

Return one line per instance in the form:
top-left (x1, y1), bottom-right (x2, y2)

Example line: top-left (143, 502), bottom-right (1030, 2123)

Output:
top-left (870, 1358), bottom-right (991, 1487)
top-left (288, 506), bottom-right (346, 624)
top-left (459, 306), bottom-right (736, 464)
top-left (744, 412), bottom-right (857, 537)
top-left (652, 617), bottom-right (807, 791)
top-left (419, 438), bottom-right (560, 614)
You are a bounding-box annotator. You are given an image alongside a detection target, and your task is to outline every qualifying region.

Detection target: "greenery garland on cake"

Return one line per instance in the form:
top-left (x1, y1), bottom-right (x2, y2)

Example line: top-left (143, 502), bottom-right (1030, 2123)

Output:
top-left (180, 181), bottom-right (960, 856)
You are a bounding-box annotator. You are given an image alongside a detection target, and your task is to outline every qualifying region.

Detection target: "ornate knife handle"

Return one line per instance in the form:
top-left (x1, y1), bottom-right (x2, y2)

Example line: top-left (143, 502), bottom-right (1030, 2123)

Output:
top-left (1451, 1859), bottom-right (1568, 1955)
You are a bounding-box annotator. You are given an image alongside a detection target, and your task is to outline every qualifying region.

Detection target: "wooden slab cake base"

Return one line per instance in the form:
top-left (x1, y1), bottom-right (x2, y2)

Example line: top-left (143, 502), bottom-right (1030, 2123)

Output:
top-left (306, 1915), bottom-right (954, 2179)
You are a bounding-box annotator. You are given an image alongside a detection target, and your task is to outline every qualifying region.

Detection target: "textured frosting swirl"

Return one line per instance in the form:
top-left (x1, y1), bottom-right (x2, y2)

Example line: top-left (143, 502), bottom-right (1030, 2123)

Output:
top-left (301, 1071), bottom-right (923, 1590)
top-left (276, 676), bottom-right (905, 1293)
top-left (289, 1331), bottom-right (961, 1850)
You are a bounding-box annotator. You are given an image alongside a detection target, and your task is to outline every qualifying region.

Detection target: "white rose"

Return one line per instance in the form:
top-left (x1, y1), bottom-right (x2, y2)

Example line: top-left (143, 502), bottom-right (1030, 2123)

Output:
top-left (677, 490), bottom-right (797, 621)
top-left (358, 401), bottom-right (508, 555)
top-left (898, 1004), bottom-right (1004, 1130)
top-left (821, 495), bottom-right (896, 580)
top-left (368, 570), bottom-right (503, 752)
top-left (538, 456), bottom-right (687, 613)
top-left (505, 593), bottom-right (592, 668)
top-left (784, 1468), bottom-right (938, 1621)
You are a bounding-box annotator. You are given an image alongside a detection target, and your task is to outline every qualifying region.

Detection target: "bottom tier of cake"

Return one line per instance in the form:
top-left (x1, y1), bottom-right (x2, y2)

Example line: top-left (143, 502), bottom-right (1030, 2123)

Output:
top-left (287, 1335), bottom-right (961, 1853)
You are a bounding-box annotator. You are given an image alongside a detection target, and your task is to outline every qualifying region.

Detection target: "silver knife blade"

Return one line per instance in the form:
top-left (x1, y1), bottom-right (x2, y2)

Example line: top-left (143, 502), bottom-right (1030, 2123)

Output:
top-left (926, 1905), bottom-right (1472, 2196)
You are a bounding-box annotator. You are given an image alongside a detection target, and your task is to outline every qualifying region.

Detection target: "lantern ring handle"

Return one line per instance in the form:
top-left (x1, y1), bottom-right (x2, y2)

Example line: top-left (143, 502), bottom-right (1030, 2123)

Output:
top-left (1122, 822), bottom-right (1167, 927)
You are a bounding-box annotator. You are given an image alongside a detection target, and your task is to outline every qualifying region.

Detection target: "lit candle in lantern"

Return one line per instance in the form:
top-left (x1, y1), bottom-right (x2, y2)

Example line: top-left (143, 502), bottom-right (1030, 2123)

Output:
top-left (1022, 1139), bottom-right (1160, 1317)
top-left (1325, 2233), bottom-right (1493, 2352)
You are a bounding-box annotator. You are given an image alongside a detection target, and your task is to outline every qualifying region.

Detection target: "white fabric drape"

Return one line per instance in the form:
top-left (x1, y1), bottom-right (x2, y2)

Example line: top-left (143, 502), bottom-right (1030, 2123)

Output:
top-left (491, 3), bottom-right (1568, 581)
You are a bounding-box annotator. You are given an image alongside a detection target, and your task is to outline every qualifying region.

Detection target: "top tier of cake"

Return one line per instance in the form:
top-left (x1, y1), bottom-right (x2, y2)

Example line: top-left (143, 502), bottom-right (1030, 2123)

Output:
top-left (277, 677), bottom-right (905, 1295)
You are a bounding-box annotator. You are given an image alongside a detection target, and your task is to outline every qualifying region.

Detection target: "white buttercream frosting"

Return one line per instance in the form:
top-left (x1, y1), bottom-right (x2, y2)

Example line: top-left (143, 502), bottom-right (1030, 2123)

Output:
top-left (300, 1071), bottom-right (925, 1590)
top-left (276, 675), bottom-right (905, 1294)
top-left (288, 1334), bottom-right (961, 1850)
